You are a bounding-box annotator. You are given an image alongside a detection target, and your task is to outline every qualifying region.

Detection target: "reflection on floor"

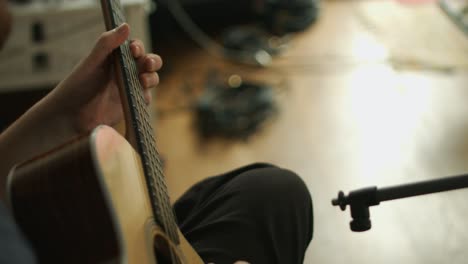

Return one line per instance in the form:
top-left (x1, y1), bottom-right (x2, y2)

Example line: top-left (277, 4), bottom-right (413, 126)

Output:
top-left (154, 0), bottom-right (468, 263)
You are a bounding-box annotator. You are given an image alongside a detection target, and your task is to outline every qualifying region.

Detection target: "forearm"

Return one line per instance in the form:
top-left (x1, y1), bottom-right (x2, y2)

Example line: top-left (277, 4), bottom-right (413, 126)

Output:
top-left (0, 92), bottom-right (78, 202)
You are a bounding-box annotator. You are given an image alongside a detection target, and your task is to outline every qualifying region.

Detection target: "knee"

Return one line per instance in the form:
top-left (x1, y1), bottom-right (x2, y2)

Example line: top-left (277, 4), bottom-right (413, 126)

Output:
top-left (235, 166), bottom-right (313, 214)
top-left (234, 166), bottom-right (314, 243)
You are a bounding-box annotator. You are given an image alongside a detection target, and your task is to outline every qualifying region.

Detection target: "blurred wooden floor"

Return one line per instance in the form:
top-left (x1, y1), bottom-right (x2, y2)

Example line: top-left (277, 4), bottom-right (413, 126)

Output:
top-left (153, 0), bottom-right (468, 263)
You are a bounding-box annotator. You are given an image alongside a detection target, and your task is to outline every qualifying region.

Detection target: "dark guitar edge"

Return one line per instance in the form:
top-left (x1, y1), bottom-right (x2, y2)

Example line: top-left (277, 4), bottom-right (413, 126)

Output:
top-left (6, 126), bottom-right (124, 264)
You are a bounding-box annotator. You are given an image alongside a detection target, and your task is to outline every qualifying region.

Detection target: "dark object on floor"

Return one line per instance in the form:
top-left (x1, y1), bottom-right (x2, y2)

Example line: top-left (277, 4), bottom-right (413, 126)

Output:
top-left (150, 0), bottom-right (257, 46)
top-left (258, 0), bottom-right (321, 35)
top-left (195, 78), bottom-right (277, 140)
top-left (151, 0), bottom-right (320, 66)
top-left (221, 26), bottom-right (290, 66)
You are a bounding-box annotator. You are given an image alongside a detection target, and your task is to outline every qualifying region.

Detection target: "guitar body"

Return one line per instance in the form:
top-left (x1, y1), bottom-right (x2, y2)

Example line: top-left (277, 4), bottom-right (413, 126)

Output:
top-left (8, 125), bottom-right (202, 264)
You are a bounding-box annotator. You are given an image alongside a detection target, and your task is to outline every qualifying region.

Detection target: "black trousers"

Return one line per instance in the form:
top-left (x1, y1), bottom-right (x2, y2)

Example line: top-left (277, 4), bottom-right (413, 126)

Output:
top-left (0, 163), bottom-right (313, 263)
top-left (175, 163), bottom-right (314, 264)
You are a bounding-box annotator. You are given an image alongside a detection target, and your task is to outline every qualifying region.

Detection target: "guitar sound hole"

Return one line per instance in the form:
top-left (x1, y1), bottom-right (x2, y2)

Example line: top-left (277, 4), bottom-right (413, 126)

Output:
top-left (156, 252), bottom-right (171, 264)
top-left (154, 234), bottom-right (181, 264)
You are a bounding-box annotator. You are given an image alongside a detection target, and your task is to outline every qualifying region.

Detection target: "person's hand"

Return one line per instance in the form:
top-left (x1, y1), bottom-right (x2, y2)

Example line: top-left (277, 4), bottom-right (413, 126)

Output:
top-left (0, 23), bottom-right (163, 200)
top-left (51, 23), bottom-right (162, 133)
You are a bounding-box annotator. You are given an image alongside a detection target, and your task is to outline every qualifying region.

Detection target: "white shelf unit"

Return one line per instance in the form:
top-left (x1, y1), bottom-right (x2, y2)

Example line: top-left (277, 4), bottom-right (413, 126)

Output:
top-left (0, 0), bottom-right (151, 92)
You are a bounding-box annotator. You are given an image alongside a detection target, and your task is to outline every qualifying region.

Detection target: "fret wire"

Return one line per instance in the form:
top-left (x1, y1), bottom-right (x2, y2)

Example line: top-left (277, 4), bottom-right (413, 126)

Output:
top-left (140, 116), bottom-right (165, 175)
top-left (122, 57), bottom-right (173, 235)
top-left (121, 45), bottom-right (155, 155)
top-left (126, 65), bottom-right (178, 234)
top-left (123, 47), bottom-right (154, 128)
top-left (134, 96), bottom-right (169, 196)
top-left (108, 0), bottom-right (180, 243)
top-left (133, 79), bottom-right (179, 239)
top-left (111, 0), bottom-right (125, 25)
top-left (124, 53), bottom-right (165, 183)
top-left (143, 136), bottom-right (178, 238)
top-left (120, 44), bottom-right (149, 137)
top-left (136, 115), bottom-right (164, 182)
top-left (131, 80), bottom-right (175, 233)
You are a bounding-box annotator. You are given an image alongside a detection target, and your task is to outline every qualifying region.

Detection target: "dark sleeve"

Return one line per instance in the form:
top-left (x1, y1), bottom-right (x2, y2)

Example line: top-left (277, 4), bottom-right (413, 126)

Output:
top-left (0, 202), bottom-right (37, 264)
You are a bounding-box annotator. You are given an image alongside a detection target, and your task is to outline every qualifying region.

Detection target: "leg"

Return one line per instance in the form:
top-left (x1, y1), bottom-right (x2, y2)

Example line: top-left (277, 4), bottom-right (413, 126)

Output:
top-left (174, 163), bottom-right (313, 264)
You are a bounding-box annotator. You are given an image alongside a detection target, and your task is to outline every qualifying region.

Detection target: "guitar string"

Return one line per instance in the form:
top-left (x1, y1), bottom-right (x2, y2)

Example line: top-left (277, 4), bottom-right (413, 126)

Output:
top-left (124, 45), bottom-right (181, 262)
top-left (126, 51), bottom-right (182, 247)
top-left (120, 37), bottom-right (180, 242)
top-left (109, 0), bottom-right (180, 245)
top-left (122, 43), bottom-right (176, 239)
top-left (113, 0), bottom-right (165, 224)
top-left (121, 43), bottom-right (179, 242)
top-left (106, 0), bottom-right (179, 252)
top-left (111, 0), bottom-right (177, 240)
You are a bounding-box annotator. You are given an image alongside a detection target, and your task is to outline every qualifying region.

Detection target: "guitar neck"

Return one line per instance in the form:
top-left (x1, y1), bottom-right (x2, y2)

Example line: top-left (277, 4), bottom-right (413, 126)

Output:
top-left (100, 0), bottom-right (180, 245)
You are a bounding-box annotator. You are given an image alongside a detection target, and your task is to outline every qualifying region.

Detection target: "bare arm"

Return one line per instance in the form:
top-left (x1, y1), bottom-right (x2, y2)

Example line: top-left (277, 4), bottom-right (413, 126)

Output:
top-left (0, 88), bottom-right (76, 200)
top-left (0, 23), bottom-right (162, 201)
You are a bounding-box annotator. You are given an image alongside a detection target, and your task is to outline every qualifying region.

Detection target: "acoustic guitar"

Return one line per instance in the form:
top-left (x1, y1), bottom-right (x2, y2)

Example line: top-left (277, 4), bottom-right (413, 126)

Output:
top-left (7, 0), bottom-right (203, 263)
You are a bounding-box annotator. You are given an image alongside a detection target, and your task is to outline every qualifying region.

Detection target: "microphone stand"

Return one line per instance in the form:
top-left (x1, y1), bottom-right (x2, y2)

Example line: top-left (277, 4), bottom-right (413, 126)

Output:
top-left (331, 173), bottom-right (468, 232)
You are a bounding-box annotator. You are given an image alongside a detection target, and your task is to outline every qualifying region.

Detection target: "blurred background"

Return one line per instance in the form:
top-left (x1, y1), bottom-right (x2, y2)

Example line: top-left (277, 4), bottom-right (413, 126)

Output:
top-left (1, 0), bottom-right (468, 263)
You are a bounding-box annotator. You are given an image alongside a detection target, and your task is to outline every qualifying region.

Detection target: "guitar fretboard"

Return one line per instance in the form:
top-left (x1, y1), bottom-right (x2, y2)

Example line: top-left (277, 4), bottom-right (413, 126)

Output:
top-left (100, 0), bottom-right (179, 244)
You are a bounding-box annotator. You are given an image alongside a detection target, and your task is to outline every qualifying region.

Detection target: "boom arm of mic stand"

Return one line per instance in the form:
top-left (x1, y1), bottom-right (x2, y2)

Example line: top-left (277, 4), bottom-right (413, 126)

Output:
top-left (332, 173), bottom-right (468, 232)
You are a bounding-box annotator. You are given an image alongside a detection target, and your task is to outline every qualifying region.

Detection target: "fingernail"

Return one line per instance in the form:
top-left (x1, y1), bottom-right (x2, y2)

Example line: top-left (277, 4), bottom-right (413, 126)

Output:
top-left (116, 23), bottom-right (128, 34)
top-left (132, 44), bottom-right (140, 54)
top-left (147, 58), bottom-right (155, 68)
